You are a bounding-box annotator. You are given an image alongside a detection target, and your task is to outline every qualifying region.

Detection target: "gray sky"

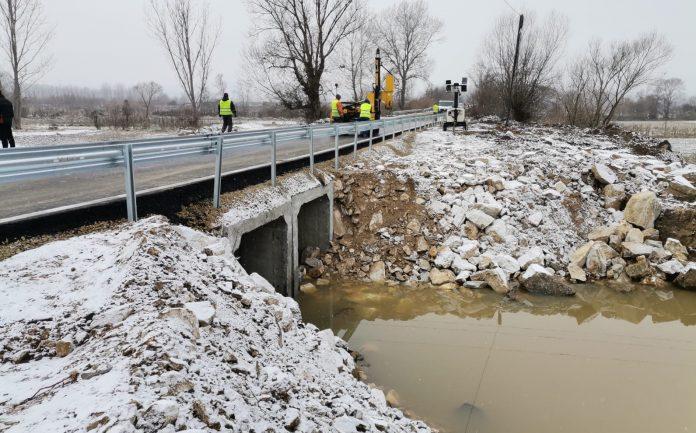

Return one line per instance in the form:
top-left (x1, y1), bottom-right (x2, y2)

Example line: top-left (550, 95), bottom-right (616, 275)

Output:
top-left (39, 0), bottom-right (696, 98)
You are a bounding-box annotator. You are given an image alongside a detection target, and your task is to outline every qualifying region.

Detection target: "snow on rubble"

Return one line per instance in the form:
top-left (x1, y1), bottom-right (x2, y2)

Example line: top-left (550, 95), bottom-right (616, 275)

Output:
top-left (317, 120), bottom-right (694, 294)
top-left (0, 217), bottom-right (430, 433)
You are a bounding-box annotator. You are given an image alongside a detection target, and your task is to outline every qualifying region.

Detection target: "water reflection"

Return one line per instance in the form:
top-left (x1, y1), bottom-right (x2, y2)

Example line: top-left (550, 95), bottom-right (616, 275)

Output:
top-left (300, 282), bottom-right (696, 433)
top-left (302, 282), bottom-right (696, 339)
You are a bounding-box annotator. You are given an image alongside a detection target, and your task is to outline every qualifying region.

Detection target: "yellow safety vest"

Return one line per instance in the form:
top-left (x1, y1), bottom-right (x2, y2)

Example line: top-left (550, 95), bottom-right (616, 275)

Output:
top-left (219, 99), bottom-right (233, 116)
top-left (360, 102), bottom-right (372, 119)
top-left (433, 104), bottom-right (439, 113)
top-left (331, 99), bottom-right (340, 118)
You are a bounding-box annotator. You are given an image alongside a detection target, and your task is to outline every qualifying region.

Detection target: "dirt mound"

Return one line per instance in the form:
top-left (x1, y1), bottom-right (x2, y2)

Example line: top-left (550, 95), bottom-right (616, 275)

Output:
top-left (322, 169), bottom-right (440, 282)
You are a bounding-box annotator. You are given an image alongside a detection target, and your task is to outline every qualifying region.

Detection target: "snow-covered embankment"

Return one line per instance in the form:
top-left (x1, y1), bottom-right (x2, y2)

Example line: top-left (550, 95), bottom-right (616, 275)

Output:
top-left (309, 121), bottom-right (695, 294)
top-left (0, 217), bottom-right (430, 433)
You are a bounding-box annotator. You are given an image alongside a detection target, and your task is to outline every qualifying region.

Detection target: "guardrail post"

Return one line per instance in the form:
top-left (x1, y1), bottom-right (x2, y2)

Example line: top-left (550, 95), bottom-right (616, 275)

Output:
top-left (382, 120), bottom-right (386, 144)
top-left (122, 144), bottom-right (137, 222)
top-left (271, 131), bottom-right (277, 187)
top-left (334, 124), bottom-right (339, 170)
top-left (353, 122), bottom-right (358, 158)
top-left (369, 123), bottom-right (373, 151)
top-left (213, 136), bottom-right (223, 208)
top-left (309, 127), bottom-right (314, 175)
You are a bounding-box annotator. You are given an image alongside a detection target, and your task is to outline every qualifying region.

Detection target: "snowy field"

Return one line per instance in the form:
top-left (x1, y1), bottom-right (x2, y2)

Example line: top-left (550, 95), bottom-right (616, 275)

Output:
top-left (10, 117), bottom-right (303, 148)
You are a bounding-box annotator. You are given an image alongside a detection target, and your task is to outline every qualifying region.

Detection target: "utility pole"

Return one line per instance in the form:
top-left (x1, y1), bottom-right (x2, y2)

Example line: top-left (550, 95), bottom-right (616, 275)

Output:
top-left (374, 48), bottom-right (382, 121)
top-left (505, 14), bottom-right (524, 126)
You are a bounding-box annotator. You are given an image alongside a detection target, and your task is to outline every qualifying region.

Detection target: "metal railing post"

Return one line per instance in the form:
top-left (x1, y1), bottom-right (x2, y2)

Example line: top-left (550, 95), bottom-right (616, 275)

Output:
top-left (271, 131), bottom-right (277, 187)
top-left (122, 144), bottom-right (137, 222)
top-left (382, 120), bottom-right (386, 143)
top-left (213, 136), bottom-right (223, 208)
top-left (334, 124), bottom-right (339, 170)
top-left (368, 122), bottom-right (373, 151)
top-left (309, 127), bottom-right (314, 174)
top-left (353, 122), bottom-right (358, 157)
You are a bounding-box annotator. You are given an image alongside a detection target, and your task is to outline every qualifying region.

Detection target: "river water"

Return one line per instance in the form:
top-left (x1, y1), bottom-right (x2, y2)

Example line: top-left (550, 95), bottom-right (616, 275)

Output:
top-left (299, 282), bottom-right (696, 433)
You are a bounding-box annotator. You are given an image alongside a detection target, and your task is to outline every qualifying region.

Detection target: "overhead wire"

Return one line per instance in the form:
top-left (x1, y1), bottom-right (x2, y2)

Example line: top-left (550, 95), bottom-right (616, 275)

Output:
top-left (502, 0), bottom-right (521, 15)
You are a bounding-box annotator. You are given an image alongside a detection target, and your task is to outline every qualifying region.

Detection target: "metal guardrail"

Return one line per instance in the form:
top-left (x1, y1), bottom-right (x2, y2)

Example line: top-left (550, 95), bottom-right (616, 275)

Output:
top-left (0, 112), bottom-right (443, 222)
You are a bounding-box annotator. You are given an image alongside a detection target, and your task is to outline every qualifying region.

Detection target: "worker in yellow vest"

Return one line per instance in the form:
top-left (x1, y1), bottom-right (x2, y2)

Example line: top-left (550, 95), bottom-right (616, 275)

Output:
top-left (218, 93), bottom-right (237, 133)
top-left (433, 103), bottom-right (439, 114)
top-left (359, 98), bottom-right (372, 121)
top-left (331, 94), bottom-right (344, 122)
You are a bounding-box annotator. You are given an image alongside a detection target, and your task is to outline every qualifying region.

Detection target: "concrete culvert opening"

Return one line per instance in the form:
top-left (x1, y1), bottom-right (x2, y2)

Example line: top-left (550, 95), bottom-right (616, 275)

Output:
top-left (236, 217), bottom-right (289, 295)
top-left (298, 196), bottom-right (331, 257)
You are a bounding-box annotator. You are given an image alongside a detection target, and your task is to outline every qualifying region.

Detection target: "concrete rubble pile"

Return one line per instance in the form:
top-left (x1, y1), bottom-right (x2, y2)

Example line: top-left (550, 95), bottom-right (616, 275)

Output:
top-left (0, 217), bottom-right (431, 433)
top-left (312, 121), bottom-right (695, 296)
top-left (568, 190), bottom-right (695, 290)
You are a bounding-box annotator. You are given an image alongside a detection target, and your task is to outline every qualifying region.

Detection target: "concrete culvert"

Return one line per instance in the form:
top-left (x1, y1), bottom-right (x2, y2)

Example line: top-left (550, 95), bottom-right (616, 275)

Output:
top-left (297, 195), bottom-right (331, 258)
top-left (236, 217), bottom-right (289, 295)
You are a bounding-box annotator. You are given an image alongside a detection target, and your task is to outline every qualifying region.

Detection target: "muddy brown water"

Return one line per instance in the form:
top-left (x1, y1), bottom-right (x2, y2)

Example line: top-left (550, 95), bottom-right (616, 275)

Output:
top-left (299, 282), bottom-right (696, 433)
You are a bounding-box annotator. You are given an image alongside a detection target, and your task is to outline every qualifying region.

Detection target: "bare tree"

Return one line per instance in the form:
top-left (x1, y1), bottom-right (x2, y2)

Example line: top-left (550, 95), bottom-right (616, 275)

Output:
top-left (585, 34), bottom-right (672, 126)
top-left (480, 11), bottom-right (568, 122)
top-left (133, 81), bottom-right (163, 126)
top-left (558, 57), bottom-right (592, 125)
top-left (0, 69), bottom-right (8, 93)
top-left (469, 62), bottom-right (505, 118)
top-left (246, 0), bottom-right (362, 121)
top-left (214, 73), bottom-right (227, 98)
top-left (0, 0), bottom-right (53, 129)
top-left (336, 5), bottom-right (372, 101)
top-left (121, 99), bottom-right (132, 130)
top-left (655, 77), bottom-right (684, 119)
top-left (232, 78), bottom-right (251, 116)
top-left (376, 0), bottom-right (442, 110)
top-left (148, 0), bottom-right (218, 127)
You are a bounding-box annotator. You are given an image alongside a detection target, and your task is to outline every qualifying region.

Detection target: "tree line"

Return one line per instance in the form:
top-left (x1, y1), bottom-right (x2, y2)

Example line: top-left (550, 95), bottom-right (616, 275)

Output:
top-left (1, 0), bottom-right (690, 130)
top-left (468, 10), bottom-right (689, 127)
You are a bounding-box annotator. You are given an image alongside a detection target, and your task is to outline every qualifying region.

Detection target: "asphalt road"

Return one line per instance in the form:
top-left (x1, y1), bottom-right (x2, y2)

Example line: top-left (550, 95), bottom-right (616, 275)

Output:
top-left (0, 123), bottom-right (404, 223)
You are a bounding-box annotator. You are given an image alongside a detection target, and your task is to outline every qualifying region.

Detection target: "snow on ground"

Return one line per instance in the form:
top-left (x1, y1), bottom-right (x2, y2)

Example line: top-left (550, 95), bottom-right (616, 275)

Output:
top-left (0, 217), bottom-right (430, 433)
top-left (322, 120), bottom-right (694, 289)
top-left (11, 118), bottom-right (302, 148)
top-left (232, 118), bottom-right (303, 132)
top-left (669, 138), bottom-right (696, 157)
top-left (12, 126), bottom-right (171, 148)
top-left (220, 171), bottom-right (327, 227)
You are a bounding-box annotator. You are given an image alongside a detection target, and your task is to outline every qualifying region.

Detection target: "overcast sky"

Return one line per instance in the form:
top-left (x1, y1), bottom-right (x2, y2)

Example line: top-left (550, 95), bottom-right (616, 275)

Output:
top-left (39, 0), bottom-right (696, 99)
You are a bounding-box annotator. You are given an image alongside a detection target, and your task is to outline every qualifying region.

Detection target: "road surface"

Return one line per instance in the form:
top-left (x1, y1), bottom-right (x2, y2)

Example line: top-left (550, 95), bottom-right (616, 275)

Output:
top-left (0, 122), bottom-right (407, 223)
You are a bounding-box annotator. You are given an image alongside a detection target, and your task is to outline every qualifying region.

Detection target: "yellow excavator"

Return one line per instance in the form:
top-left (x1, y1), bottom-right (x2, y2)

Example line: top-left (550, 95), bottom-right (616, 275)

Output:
top-left (332, 48), bottom-right (394, 122)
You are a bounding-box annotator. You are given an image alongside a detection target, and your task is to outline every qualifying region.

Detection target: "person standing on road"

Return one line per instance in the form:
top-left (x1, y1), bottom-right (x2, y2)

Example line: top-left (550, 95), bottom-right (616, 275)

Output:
top-left (0, 90), bottom-right (16, 149)
top-left (359, 98), bottom-right (372, 121)
top-left (218, 93), bottom-right (236, 133)
top-left (331, 94), bottom-right (344, 122)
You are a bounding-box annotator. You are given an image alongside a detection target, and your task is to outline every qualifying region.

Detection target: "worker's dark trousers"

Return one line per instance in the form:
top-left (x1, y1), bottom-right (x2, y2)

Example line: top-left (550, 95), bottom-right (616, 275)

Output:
top-left (221, 116), bottom-right (233, 133)
top-left (358, 117), bottom-right (370, 137)
top-left (0, 125), bottom-right (15, 148)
